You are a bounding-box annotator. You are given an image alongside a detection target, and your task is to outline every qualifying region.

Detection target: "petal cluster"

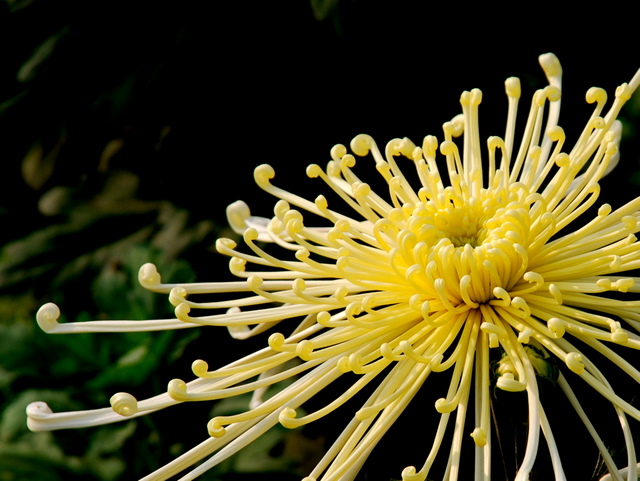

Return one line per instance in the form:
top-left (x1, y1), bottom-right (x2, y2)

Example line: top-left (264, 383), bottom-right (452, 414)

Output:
top-left (27, 54), bottom-right (640, 481)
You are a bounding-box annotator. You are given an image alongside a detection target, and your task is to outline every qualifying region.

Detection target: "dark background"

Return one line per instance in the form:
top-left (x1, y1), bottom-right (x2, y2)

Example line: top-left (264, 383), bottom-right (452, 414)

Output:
top-left (1, 1), bottom-right (639, 241)
top-left (1, 1), bottom-right (639, 480)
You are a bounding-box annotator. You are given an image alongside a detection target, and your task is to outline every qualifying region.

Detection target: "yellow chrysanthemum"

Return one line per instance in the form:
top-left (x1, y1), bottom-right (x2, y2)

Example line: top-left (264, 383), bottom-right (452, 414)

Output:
top-left (27, 54), bottom-right (640, 481)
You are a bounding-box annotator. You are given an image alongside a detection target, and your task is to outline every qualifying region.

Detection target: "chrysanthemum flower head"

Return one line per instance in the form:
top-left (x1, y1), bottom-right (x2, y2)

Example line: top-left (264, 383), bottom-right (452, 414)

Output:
top-left (27, 54), bottom-right (640, 481)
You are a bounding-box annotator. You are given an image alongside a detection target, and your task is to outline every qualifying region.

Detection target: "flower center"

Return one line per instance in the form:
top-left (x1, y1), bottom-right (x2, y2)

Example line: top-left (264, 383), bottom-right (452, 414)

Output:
top-left (390, 186), bottom-right (533, 311)
top-left (429, 203), bottom-right (489, 248)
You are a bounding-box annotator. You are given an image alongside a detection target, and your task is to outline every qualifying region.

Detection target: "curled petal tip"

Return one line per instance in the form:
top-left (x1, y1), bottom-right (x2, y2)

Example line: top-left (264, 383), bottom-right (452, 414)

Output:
top-left (169, 287), bottom-right (188, 307)
top-left (350, 134), bottom-right (374, 156)
top-left (110, 392), bottom-right (139, 416)
top-left (402, 466), bottom-right (426, 481)
top-left (175, 303), bottom-right (191, 321)
top-left (440, 140), bottom-right (458, 156)
top-left (539, 52), bottom-right (562, 79)
top-left (421, 135), bottom-right (438, 157)
top-left (434, 397), bottom-right (456, 414)
top-left (167, 379), bottom-right (189, 401)
top-left (26, 402), bottom-right (53, 431)
top-left (26, 401), bottom-right (53, 418)
top-left (243, 227), bottom-right (259, 242)
top-left (547, 318), bottom-right (565, 338)
top-left (192, 359), bottom-right (209, 377)
top-left (295, 340), bottom-right (314, 361)
top-left (268, 332), bottom-right (286, 350)
top-left (138, 263), bottom-right (161, 289)
top-left (278, 407), bottom-right (298, 428)
top-left (330, 143), bottom-right (347, 161)
top-left (36, 303), bottom-right (61, 333)
top-left (207, 418), bottom-right (226, 438)
top-left (545, 85), bottom-right (561, 102)
top-left (215, 237), bottom-right (237, 252)
top-left (496, 373), bottom-right (527, 392)
top-left (306, 163), bottom-right (323, 178)
top-left (505, 76), bottom-right (521, 98)
top-left (566, 352), bottom-right (585, 374)
top-left (254, 164), bottom-right (275, 186)
top-left (226, 200), bottom-right (251, 235)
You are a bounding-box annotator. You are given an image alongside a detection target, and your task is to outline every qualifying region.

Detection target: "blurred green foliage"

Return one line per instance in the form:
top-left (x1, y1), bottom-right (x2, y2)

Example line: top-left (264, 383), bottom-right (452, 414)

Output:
top-left (0, 244), bottom-right (195, 480)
